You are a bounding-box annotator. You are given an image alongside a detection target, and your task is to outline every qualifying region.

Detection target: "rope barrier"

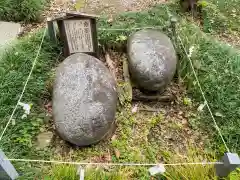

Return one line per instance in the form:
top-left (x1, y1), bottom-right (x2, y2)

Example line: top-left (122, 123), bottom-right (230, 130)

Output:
top-left (6, 158), bottom-right (223, 166)
top-left (177, 35), bottom-right (230, 152)
top-left (0, 27), bottom-right (47, 141)
top-left (0, 23), bottom-right (231, 172)
top-left (98, 26), bottom-right (163, 31)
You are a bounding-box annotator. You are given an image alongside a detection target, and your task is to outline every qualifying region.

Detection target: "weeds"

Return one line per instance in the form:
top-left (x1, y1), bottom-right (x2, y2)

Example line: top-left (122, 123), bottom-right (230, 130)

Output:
top-left (41, 148), bottom-right (240, 179)
top-left (205, 0), bottom-right (240, 33)
top-left (42, 164), bottom-right (128, 180)
top-left (43, 164), bottom-right (79, 180)
top-left (98, 3), bottom-right (240, 153)
top-left (0, 0), bottom-right (48, 22)
top-left (0, 30), bottom-right (60, 164)
top-left (162, 149), bottom-right (217, 179)
top-left (163, 149), bottom-right (240, 179)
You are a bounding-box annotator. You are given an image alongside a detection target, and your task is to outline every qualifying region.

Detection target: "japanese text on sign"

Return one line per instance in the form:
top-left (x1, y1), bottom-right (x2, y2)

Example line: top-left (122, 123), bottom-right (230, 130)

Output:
top-left (63, 19), bottom-right (94, 53)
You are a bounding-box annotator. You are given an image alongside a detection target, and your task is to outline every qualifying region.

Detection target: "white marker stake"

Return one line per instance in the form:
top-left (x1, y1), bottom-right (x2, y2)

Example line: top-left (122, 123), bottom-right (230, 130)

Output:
top-left (78, 166), bottom-right (84, 180)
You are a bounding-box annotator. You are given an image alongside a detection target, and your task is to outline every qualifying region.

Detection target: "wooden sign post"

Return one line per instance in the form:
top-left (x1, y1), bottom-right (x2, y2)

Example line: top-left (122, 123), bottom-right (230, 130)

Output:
top-left (48, 12), bottom-right (99, 58)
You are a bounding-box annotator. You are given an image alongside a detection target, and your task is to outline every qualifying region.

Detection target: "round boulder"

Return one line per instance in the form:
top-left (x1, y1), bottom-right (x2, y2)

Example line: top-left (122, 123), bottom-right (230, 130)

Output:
top-left (127, 29), bottom-right (177, 92)
top-left (53, 53), bottom-right (117, 146)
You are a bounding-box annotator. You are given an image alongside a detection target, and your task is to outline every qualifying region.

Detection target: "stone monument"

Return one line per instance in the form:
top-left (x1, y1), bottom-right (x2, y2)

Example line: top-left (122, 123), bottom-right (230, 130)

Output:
top-left (127, 29), bottom-right (177, 92)
top-left (53, 53), bottom-right (117, 146)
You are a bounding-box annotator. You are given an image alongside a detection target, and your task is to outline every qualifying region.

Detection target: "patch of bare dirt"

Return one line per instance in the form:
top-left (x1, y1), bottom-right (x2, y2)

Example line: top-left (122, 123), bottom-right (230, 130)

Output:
top-left (82, 0), bottom-right (166, 14)
top-left (132, 87), bottom-right (208, 154)
top-left (20, 0), bottom-right (167, 35)
top-left (53, 0), bottom-right (166, 15)
top-left (217, 32), bottom-right (240, 49)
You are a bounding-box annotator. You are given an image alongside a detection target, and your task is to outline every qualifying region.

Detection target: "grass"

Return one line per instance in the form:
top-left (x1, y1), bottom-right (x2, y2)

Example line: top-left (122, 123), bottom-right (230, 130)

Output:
top-left (40, 148), bottom-right (240, 179)
top-left (0, 31), bottom-right (60, 176)
top-left (0, 0), bottom-right (48, 22)
top-left (161, 149), bottom-right (217, 180)
top-left (201, 0), bottom-right (240, 33)
top-left (42, 164), bottom-right (129, 180)
top-left (43, 164), bottom-right (79, 180)
top-left (0, 0), bottom-right (239, 179)
top-left (163, 149), bottom-right (240, 180)
top-left (177, 22), bottom-right (240, 153)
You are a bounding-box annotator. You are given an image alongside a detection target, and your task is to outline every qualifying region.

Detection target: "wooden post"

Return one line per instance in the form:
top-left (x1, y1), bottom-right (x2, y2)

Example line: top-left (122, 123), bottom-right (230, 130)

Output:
top-left (170, 16), bottom-right (181, 84)
top-left (47, 18), bottom-right (57, 43)
top-left (0, 149), bottom-right (19, 180)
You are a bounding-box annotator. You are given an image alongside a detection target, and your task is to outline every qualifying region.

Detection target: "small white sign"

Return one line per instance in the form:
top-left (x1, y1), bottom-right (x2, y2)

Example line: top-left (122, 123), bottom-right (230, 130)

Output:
top-left (63, 19), bottom-right (94, 53)
top-left (149, 164), bottom-right (166, 176)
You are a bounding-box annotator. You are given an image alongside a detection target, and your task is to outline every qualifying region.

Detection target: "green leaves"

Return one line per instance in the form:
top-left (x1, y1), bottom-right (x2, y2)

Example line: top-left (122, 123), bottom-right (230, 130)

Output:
top-left (0, 30), bottom-right (59, 158)
top-left (116, 35), bottom-right (127, 42)
top-left (183, 97), bottom-right (192, 106)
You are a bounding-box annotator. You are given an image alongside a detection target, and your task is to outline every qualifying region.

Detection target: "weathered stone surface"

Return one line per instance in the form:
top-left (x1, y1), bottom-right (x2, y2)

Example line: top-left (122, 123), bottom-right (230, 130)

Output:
top-left (0, 21), bottom-right (21, 47)
top-left (36, 131), bottom-right (53, 149)
top-left (127, 29), bottom-right (177, 92)
top-left (53, 53), bottom-right (117, 146)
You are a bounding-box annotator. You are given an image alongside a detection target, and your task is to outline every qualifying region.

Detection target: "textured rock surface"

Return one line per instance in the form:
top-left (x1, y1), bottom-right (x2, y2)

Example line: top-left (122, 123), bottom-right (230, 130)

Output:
top-left (0, 21), bottom-right (21, 47)
top-left (36, 131), bottom-right (53, 149)
top-left (53, 53), bottom-right (117, 146)
top-left (127, 29), bottom-right (177, 92)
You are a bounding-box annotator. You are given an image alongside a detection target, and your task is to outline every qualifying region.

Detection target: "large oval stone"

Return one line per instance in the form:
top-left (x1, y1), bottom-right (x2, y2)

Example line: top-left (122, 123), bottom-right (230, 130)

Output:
top-left (127, 29), bottom-right (177, 92)
top-left (53, 53), bottom-right (117, 146)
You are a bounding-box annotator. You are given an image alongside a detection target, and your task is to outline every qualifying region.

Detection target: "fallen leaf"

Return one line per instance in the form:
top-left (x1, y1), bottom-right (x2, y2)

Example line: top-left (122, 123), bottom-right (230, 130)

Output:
top-left (178, 111), bottom-right (183, 115)
top-left (111, 134), bottom-right (117, 141)
top-left (104, 150), bottom-right (111, 162)
top-left (197, 101), bottom-right (206, 112)
top-left (107, 17), bottom-right (113, 23)
top-left (18, 102), bottom-right (32, 115)
top-left (149, 164), bottom-right (166, 176)
top-left (132, 104), bottom-right (138, 113)
top-left (215, 112), bottom-right (224, 117)
top-left (114, 148), bottom-right (120, 159)
top-left (74, 0), bottom-right (85, 10)
top-left (12, 119), bottom-right (16, 126)
top-left (182, 119), bottom-right (188, 125)
top-left (44, 101), bottom-right (52, 113)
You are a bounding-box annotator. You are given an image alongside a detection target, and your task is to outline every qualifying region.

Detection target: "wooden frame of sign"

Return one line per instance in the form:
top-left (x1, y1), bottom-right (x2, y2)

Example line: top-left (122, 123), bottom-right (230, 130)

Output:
top-left (52, 12), bottom-right (99, 58)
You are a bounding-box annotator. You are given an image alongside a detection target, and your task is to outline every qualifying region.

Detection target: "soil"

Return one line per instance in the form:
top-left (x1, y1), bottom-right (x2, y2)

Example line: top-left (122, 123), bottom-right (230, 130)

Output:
top-left (54, 0), bottom-right (165, 15)
top-left (21, 0), bottom-right (167, 35)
